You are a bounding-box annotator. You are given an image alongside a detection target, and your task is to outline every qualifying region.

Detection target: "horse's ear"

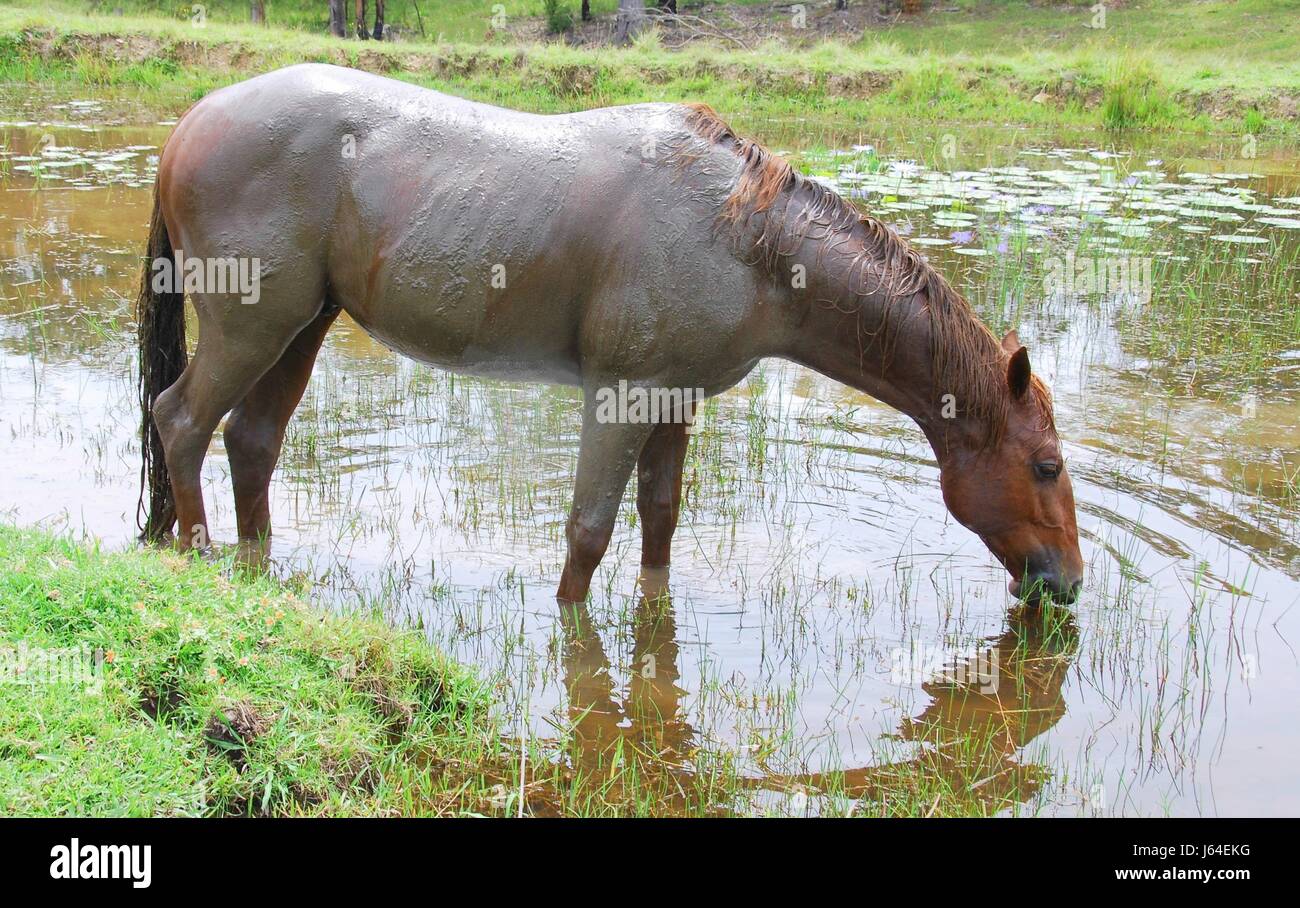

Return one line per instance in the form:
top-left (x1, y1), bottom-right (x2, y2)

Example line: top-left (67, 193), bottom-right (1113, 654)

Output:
top-left (1001, 329), bottom-right (1022, 353)
top-left (1007, 346), bottom-right (1032, 399)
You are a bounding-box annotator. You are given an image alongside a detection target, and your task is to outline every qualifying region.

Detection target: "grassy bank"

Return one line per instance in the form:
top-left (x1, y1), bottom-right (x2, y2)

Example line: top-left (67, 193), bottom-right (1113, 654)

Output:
top-left (0, 525), bottom-right (507, 816)
top-left (0, 1), bottom-right (1296, 137)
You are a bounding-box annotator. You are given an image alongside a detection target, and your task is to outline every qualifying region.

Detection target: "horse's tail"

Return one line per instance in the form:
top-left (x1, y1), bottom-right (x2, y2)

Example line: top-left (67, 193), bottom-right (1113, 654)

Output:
top-left (136, 179), bottom-right (187, 542)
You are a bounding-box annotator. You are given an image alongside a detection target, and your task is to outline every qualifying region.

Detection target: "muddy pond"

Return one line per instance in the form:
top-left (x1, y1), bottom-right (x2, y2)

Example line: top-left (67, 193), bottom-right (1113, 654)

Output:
top-left (2, 87), bottom-right (1297, 816)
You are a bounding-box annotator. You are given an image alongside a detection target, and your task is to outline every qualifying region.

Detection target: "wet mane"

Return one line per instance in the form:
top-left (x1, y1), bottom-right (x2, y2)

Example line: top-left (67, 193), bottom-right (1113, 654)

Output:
top-left (678, 103), bottom-right (1054, 443)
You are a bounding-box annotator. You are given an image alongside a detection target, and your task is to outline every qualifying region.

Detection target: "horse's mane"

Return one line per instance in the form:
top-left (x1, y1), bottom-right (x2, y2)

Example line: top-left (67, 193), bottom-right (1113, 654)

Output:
top-left (678, 103), bottom-right (1054, 444)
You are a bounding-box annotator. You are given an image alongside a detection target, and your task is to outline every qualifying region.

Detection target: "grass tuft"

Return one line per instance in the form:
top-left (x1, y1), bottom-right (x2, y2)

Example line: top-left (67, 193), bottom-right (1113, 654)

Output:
top-left (1101, 55), bottom-right (1177, 129)
top-left (0, 525), bottom-right (497, 816)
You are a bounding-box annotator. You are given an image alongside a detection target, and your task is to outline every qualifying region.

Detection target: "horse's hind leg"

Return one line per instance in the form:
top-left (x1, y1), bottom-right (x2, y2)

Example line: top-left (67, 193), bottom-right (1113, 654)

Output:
top-left (224, 307), bottom-right (338, 541)
top-left (636, 420), bottom-right (690, 569)
top-left (153, 289), bottom-right (324, 551)
top-left (153, 343), bottom-right (280, 550)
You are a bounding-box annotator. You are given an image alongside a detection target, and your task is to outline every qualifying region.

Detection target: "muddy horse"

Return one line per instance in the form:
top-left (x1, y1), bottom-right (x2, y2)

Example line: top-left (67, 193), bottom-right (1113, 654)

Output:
top-left (137, 64), bottom-right (1083, 603)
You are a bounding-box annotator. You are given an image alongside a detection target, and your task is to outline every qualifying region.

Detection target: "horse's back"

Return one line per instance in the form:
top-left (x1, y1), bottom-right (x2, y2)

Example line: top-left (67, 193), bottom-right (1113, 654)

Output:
top-left (157, 64), bottom-right (764, 389)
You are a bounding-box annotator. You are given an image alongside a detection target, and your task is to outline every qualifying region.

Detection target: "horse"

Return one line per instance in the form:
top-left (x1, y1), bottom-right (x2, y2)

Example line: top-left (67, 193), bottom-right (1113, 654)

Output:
top-left (136, 63), bottom-right (1083, 605)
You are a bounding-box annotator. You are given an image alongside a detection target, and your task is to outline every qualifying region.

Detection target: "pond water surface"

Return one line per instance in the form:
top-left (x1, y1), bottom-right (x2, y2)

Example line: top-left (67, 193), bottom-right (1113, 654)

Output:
top-left (1, 89), bottom-right (1297, 815)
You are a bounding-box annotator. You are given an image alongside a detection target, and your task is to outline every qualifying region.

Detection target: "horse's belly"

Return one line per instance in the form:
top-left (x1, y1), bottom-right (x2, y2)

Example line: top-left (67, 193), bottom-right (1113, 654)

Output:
top-left (347, 305), bottom-right (583, 388)
top-left (422, 348), bottom-right (582, 387)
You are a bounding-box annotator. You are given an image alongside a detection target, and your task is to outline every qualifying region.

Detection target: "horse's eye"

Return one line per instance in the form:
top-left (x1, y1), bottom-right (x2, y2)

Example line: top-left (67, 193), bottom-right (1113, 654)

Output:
top-left (1034, 460), bottom-right (1060, 480)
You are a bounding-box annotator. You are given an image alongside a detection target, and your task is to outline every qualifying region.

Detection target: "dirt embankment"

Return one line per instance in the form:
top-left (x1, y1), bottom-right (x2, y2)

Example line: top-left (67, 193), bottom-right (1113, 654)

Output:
top-left (10, 25), bottom-right (906, 99)
top-left (9, 25), bottom-right (1297, 123)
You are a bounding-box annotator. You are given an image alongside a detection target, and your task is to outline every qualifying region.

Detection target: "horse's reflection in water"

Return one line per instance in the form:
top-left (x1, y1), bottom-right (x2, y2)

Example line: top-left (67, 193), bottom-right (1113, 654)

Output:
top-left (552, 578), bottom-right (1077, 816)
top-left (238, 541), bottom-right (1075, 814)
top-left (555, 568), bottom-right (701, 812)
top-left (757, 606), bottom-right (1079, 814)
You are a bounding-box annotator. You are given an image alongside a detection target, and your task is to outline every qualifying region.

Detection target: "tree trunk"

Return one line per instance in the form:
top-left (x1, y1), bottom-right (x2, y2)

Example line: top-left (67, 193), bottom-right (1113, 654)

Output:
top-left (581, 0), bottom-right (591, 21)
top-left (329, 0), bottom-right (347, 37)
top-left (250, 0), bottom-right (265, 24)
top-left (614, 0), bottom-right (645, 43)
top-left (355, 0), bottom-right (369, 39)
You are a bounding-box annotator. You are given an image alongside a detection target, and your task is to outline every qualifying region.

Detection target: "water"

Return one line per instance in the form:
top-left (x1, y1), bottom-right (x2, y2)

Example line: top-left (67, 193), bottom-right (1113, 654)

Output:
top-left (1, 91), bottom-right (1297, 816)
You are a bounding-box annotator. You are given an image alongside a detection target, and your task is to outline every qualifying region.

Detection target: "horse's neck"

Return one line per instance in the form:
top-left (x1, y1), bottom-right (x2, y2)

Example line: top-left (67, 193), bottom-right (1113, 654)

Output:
top-left (782, 251), bottom-right (941, 434)
top-left (811, 315), bottom-right (940, 432)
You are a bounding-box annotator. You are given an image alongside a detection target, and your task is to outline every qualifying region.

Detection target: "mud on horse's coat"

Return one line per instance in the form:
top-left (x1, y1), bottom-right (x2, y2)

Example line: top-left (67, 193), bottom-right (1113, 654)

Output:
top-left (137, 64), bottom-right (1083, 604)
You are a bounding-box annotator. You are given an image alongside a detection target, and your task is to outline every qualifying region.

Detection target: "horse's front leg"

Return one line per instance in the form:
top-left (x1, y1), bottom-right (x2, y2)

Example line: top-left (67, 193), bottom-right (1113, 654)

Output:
top-left (556, 391), bottom-right (656, 603)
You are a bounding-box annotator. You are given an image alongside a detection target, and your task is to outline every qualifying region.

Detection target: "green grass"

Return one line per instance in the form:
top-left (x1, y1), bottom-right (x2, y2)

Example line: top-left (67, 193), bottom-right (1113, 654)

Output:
top-left (876, 0), bottom-right (1299, 92)
top-left (0, 524), bottom-right (504, 816)
top-left (20, 0), bottom-right (1300, 81)
top-left (0, 1), bottom-right (1296, 136)
top-left (1100, 55), bottom-right (1177, 129)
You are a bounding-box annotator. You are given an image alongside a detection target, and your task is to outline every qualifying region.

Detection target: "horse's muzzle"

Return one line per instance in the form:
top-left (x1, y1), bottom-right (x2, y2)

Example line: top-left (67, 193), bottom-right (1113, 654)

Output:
top-left (1009, 550), bottom-right (1083, 604)
top-left (1010, 569), bottom-right (1082, 604)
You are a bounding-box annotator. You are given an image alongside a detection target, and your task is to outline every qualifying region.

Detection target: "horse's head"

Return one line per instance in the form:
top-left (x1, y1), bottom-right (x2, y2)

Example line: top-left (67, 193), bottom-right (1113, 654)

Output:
top-left (936, 331), bottom-right (1084, 603)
